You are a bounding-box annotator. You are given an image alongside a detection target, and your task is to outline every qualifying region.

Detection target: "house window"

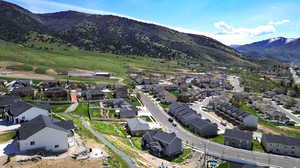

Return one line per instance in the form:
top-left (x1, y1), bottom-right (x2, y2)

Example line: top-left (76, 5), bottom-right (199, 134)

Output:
top-left (30, 141), bottom-right (35, 145)
top-left (54, 145), bottom-right (59, 148)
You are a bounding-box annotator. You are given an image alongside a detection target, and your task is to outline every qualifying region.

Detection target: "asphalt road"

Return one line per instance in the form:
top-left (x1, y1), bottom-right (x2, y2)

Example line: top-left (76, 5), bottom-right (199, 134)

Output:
top-left (227, 75), bottom-right (244, 93)
top-left (269, 99), bottom-right (300, 125)
top-left (140, 93), bottom-right (300, 168)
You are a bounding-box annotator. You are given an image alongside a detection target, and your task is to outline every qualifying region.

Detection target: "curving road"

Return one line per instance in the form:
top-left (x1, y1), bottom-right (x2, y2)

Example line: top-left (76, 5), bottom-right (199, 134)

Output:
top-left (140, 92), bottom-right (300, 168)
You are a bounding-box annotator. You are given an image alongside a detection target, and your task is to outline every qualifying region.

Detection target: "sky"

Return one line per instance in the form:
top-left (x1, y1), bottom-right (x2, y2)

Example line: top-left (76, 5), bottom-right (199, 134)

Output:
top-left (6, 0), bottom-right (300, 45)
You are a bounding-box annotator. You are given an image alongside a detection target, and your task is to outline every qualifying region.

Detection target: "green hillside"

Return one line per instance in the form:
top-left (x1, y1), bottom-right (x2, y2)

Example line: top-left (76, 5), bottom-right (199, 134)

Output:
top-left (0, 39), bottom-right (175, 79)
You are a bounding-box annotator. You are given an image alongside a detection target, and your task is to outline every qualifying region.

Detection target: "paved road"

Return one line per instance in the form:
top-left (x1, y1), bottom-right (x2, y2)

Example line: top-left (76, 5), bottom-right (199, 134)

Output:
top-left (268, 99), bottom-right (300, 125)
top-left (82, 121), bottom-right (138, 168)
top-left (227, 75), bottom-right (244, 93)
top-left (190, 97), bottom-right (227, 134)
top-left (140, 93), bottom-right (300, 168)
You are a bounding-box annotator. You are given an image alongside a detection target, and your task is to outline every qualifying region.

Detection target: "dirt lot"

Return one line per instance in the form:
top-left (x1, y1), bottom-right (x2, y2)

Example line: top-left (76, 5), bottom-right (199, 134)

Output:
top-left (0, 157), bottom-right (103, 168)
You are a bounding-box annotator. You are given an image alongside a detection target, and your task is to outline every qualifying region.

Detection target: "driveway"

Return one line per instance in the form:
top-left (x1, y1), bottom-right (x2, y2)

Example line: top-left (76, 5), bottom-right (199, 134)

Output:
top-left (0, 120), bottom-right (20, 133)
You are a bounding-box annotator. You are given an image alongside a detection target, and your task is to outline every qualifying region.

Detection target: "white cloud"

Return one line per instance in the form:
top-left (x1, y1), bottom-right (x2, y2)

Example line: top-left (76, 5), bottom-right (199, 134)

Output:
top-left (213, 21), bottom-right (275, 36)
top-left (269, 19), bottom-right (290, 25)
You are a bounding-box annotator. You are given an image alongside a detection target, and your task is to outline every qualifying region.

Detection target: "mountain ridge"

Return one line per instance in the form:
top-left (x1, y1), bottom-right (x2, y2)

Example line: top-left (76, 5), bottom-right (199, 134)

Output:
top-left (233, 37), bottom-right (300, 62)
top-left (0, 0), bottom-right (250, 65)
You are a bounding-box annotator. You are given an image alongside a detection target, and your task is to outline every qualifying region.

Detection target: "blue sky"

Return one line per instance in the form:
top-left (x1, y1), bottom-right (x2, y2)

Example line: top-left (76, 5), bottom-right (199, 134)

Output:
top-left (6, 0), bottom-right (300, 45)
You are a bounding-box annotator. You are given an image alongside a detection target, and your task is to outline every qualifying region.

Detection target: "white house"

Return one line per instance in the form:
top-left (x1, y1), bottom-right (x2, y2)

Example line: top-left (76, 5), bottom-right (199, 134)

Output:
top-left (3, 101), bottom-right (50, 124)
top-left (17, 115), bottom-right (75, 153)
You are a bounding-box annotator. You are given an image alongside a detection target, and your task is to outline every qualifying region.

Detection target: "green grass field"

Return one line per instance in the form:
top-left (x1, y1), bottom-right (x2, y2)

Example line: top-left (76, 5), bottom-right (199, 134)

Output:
top-left (51, 104), bottom-right (71, 113)
top-left (252, 140), bottom-right (265, 152)
top-left (0, 131), bottom-right (16, 143)
top-left (72, 103), bottom-right (89, 117)
top-left (0, 40), bottom-right (176, 80)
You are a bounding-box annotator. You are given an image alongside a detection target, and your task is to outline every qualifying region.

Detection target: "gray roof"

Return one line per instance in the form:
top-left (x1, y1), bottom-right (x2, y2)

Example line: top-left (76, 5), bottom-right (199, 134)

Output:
top-left (8, 101), bottom-right (49, 117)
top-left (188, 117), bottom-right (216, 130)
top-left (18, 115), bottom-right (74, 140)
top-left (152, 130), bottom-right (178, 145)
top-left (120, 106), bottom-right (138, 117)
top-left (127, 118), bottom-right (150, 132)
top-left (9, 101), bottom-right (34, 116)
top-left (0, 96), bottom-right (21, 106)
top-left (225, 129), bottom-right (253, 141)
top-left (262, 134), bottom-right (300, 147)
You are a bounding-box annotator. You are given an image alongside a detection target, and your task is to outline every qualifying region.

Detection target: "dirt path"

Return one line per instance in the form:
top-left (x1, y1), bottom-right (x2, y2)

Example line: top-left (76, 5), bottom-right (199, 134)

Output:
top-left (1, 157), bottom-right (103, 168)
top-left (0, 71), bottom-right (55, 80)
top-left (257, 124), bottom-right (281, 135)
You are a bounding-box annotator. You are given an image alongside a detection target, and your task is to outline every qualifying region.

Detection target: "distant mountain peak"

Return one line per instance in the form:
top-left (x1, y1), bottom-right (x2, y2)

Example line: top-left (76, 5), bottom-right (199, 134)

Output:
top-left (234, 37), bottom-right (300, 62)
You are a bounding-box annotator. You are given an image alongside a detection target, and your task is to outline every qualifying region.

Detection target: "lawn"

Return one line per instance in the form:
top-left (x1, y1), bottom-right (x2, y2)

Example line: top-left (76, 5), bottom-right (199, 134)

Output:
top-left (217, 162), bottom-right (229, 168)
top-left (239, 101), bottom-right (259, 116)
top-left (130, 96), bottom-right (142, 107)
top-left (51, 104), bottom-right (71, 113)
top-left (131, 137), bottom-right (143, 150)
top-left (72, 103), bottom-right (89, 117)
top-left (209, 134), bottom-right (224, 144)
top-left (252, 140), bottom-right (265, 152)
top-left (0, 131), bottom-right (16, 143)
top-left (90, 120), bottom-right (128, 137)
top-left (172, 148), bottom-right (192, 163)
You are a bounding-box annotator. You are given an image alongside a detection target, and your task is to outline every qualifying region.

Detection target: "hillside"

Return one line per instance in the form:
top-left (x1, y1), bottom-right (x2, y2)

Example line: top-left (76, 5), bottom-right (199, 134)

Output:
top-left (233, 37), bottom-right (300, 62)
top-left (0, 0), bottom-right (250, 65)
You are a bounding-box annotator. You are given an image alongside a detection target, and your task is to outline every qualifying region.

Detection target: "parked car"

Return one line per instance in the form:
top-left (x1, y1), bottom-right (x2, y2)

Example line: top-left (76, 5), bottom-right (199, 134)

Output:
top-left (168, 118), bottom-right (174, 123)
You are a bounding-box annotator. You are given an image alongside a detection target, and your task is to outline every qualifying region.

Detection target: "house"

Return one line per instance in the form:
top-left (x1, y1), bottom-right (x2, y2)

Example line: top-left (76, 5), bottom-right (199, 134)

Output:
top-left (119, 105), bottom-right (138, 118)
top-left (127, 118), bottom-right (151, 136)
top-left (7, 80), bottom-right (32, 88)
top-left (168, 103), bottom-right (218, 137)
top-left (114, 87), bottom-right (128, 99)
top-left (17, 115), bottom-right (75, 154)
top-left (44, 88), bottom-right (68, 98)
top-left (0, 96), bottom-right (21, 114)
top-left (95, 72), bottom-right (111, 77)
top-left (3, 101), bottom-right (50, 124)
top-left (81, 89), bottom-right (105, 100)
top-left (224, 129), bottom-right (253, 150)
top-left (187, 118), bottom-right (218, 137)
top-left (261, 134), bottom-right (300, 157)
top-left (142, 130), bottom-right (182, 158)
top-left (103, 99), bottom-right (130, 108)
top-left (214, 103), bottom-right (257, 130)
top-left (11, 87), bottom-right (34, 97)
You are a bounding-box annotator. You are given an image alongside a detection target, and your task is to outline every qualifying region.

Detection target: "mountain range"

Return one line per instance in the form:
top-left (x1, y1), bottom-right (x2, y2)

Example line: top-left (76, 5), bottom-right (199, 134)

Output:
top-left (0, 0), bottom-right (250, 65)
top-left (232, 37), bottom-right (300, 62)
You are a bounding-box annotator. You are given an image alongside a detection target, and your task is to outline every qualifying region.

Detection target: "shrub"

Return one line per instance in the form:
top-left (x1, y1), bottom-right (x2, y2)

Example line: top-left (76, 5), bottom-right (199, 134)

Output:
top-left (6, 65), bottom-right (33, 71)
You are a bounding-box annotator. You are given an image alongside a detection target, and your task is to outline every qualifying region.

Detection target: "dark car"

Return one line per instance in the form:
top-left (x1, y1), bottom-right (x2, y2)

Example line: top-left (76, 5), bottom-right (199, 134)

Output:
top-left (168, 118), bottom-right (174, 123)
top-left (172, 123), bottom-right (177, 127)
